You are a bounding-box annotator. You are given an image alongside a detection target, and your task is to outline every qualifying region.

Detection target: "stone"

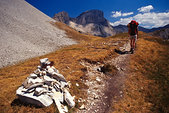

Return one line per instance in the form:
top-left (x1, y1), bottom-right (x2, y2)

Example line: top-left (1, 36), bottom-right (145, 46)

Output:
top-left (64, 88), bottom-right (75, 108)
top-left (79, 104), bottom-right (85, 110)
top-left (29, 73), bottom-right (37, 79)
top-left (16, 58), bottom-right (75, 112)
top-left (78, 98), bottom-right (83, 103)
top-left (94, 95), bottom-right (99, 99)
top-left (52, 72), bottom-right (67, 82)
top-left (16, 86), bottom-right (53, 107)
top-left (76, 83), bottom-right (79, 87)
top-left (96, 77), bottom-right (101, 82)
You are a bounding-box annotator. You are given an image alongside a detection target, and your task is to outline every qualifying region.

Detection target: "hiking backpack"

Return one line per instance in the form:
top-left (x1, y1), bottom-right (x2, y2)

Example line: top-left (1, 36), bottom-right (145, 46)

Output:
top-left (129, 20), bottom-right (139, 35)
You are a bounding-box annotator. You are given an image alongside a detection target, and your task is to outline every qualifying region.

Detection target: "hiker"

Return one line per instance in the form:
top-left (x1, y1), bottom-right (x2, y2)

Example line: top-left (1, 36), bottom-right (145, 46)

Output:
top-left (127, 20), bottom-right (139, 54)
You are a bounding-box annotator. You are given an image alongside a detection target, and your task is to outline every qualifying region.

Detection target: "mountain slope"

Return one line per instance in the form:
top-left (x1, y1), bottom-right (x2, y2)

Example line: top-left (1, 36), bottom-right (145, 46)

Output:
top-left (150, 25), bottom-right (169, 39)
top-left (53, 10), bottom-right (115, 37)
top-left (0, 0), bottom-right (76, 68)
top-left (152, 28), bottom-right (169, 39)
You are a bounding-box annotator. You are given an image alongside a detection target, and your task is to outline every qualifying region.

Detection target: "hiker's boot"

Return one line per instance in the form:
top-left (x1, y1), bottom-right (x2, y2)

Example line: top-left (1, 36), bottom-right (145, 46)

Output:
top-left (131, 48), bottom-right (134, 54)
top-left (130, 48), bottom-right (133, 52)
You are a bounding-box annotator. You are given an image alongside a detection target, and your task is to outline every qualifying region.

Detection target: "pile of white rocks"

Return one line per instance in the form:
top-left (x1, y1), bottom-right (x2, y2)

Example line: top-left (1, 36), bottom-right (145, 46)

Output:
top-left (16, 58), bottom-right (75, 113)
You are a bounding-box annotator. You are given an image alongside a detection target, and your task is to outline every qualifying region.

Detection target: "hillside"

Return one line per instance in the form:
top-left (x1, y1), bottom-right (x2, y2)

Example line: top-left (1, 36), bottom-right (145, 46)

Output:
top-left (0, 20), bottom-right (168, 113)
top-left (0, 0), bottom-right (76, 68)
top-left (151, 28), bottom-right (169, 39)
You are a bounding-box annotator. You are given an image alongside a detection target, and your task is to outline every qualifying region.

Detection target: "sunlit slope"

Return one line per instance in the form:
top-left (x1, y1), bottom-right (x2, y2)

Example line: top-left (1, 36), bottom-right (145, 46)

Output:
top-left (0, 0), bottom-right (76, 68)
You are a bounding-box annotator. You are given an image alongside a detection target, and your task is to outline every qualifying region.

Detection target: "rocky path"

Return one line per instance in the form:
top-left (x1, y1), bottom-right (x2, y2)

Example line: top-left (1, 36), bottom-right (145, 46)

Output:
top-left (77, 42), bottom-right (131, 113)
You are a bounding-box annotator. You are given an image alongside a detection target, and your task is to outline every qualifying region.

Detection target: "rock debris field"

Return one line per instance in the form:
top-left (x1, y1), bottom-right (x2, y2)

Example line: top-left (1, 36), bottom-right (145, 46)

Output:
top-left (0, 0), bottom-right (77, 68)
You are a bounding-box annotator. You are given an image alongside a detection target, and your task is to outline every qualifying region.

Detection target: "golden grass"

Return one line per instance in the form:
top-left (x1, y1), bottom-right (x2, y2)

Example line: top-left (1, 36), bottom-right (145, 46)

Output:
top-left (0, 22), bottom-right (128, 113)
top-left (113, 32), bottom-right (169, 113)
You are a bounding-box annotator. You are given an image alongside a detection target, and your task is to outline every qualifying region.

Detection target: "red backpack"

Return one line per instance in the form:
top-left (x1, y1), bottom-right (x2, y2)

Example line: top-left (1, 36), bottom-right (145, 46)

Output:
top-left (129, 20), bottom-right (139, 35)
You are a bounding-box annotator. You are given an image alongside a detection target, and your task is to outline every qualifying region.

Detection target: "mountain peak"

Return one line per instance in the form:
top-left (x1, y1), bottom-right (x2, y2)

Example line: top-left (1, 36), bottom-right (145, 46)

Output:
top-left (76, 9), bottom-right (108, 26)
top-left (53, 11), bottom-right (70, 24)
top-left (53, 10), bottom-right (115, 37)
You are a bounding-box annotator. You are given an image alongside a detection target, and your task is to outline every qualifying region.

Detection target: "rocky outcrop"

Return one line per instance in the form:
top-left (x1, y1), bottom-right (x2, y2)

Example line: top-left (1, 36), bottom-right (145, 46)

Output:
top-left (53, 10), bottom-right (115, 37)
top-left (53, 11), bottom-right (70, 24)
top-left (75, 10), bottom-right (109, 26)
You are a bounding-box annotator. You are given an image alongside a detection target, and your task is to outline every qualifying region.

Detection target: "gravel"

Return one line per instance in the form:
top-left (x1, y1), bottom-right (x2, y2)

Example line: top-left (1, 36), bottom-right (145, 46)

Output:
top-left (0, 0), bottom-right (77, 68)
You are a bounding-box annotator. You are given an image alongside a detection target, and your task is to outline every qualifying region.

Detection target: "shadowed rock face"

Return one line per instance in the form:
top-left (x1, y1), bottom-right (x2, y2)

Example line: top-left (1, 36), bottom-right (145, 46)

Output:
top-left (53, 10), bottom-right (115, 37)
top-left (53, 11), bottom-right (70, 24)
top-left (75, 10), bottom-right (109, 26)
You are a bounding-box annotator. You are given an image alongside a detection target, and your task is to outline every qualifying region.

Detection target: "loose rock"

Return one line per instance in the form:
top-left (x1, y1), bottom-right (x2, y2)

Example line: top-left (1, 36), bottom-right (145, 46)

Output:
top-left (16, 58), bottom-right (75, 113)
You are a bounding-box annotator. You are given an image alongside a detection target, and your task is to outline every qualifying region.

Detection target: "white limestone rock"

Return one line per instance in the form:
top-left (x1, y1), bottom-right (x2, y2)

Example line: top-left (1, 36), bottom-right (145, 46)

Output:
top-left (16, 86), bottom-right (53, 107)
top-left (16, 58), bottom-right (75, 112)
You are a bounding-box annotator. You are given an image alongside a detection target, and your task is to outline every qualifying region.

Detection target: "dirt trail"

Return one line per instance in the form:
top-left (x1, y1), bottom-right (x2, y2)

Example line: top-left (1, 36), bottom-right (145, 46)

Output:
top-left (77, 42), bottom-right (131, 113)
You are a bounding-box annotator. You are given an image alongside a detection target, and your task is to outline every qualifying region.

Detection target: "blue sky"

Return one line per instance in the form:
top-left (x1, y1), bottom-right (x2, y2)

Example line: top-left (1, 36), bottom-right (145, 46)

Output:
top-left (26, 0), bottom-right (169, 28)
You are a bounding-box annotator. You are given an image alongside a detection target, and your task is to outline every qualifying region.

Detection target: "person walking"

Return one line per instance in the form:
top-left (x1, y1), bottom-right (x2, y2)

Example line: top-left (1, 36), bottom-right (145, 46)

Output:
top-left (127, 20), bottom-right (139, 54)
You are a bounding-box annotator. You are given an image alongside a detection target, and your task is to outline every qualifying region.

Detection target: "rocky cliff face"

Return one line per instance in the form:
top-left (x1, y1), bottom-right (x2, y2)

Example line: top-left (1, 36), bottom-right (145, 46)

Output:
top-left (53, 10), bottom-right (115, 37)
top-left (53, 11), bottom-right (70, 24)
top-left (75, 10), bottom-right (109, 26)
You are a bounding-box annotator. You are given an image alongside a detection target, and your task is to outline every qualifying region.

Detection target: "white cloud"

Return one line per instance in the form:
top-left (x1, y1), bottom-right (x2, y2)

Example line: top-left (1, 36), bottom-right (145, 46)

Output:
top-left (111, 11), bottom-right (133, 18)
top-left (112, 11), bottom-right (122, 17)
top-left (137, 5), bottom-right (154, 13)
top-left (110, 11), bottom-right (169, 28)
top-left (122, 12), bottom-right (134, 16)
top-left (110, 17), bottom-right (133, 26)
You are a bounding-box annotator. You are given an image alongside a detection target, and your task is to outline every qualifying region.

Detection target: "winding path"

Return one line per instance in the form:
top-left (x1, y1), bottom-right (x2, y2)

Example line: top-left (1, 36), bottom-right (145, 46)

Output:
top-left (77, 42), bottom-right (131, 113)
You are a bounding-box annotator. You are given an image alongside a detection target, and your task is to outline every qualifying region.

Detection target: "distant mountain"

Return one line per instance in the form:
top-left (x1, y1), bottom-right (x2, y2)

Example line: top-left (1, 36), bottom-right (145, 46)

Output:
top-left (53, 10), bottom-right (115, 37)
top-left (112, 25), bottom-right (128, 34)
top-left (150, 26), bottom-right (169, 39)
top-left (75, 10), bottom-right (109, 26)
top-left (111, 25), bottom-right (151, 34)
top-left (112, 24), bottom-right (169, 36)
top-left (53, 10), bottom-right (169, 38)
top-left (112, 25), bottom-right (150, 33)
top-left (148, 24), bottom-right (169, 32)
top-left (137, 24), bottom-right (169, 33)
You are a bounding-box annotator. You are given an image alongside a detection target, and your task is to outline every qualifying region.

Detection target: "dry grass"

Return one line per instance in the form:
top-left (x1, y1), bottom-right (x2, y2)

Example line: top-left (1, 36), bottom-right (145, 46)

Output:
top-left (0, 22), bottom-right (128, 113)
top-left (113, 32), bottom-right (169, 113)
